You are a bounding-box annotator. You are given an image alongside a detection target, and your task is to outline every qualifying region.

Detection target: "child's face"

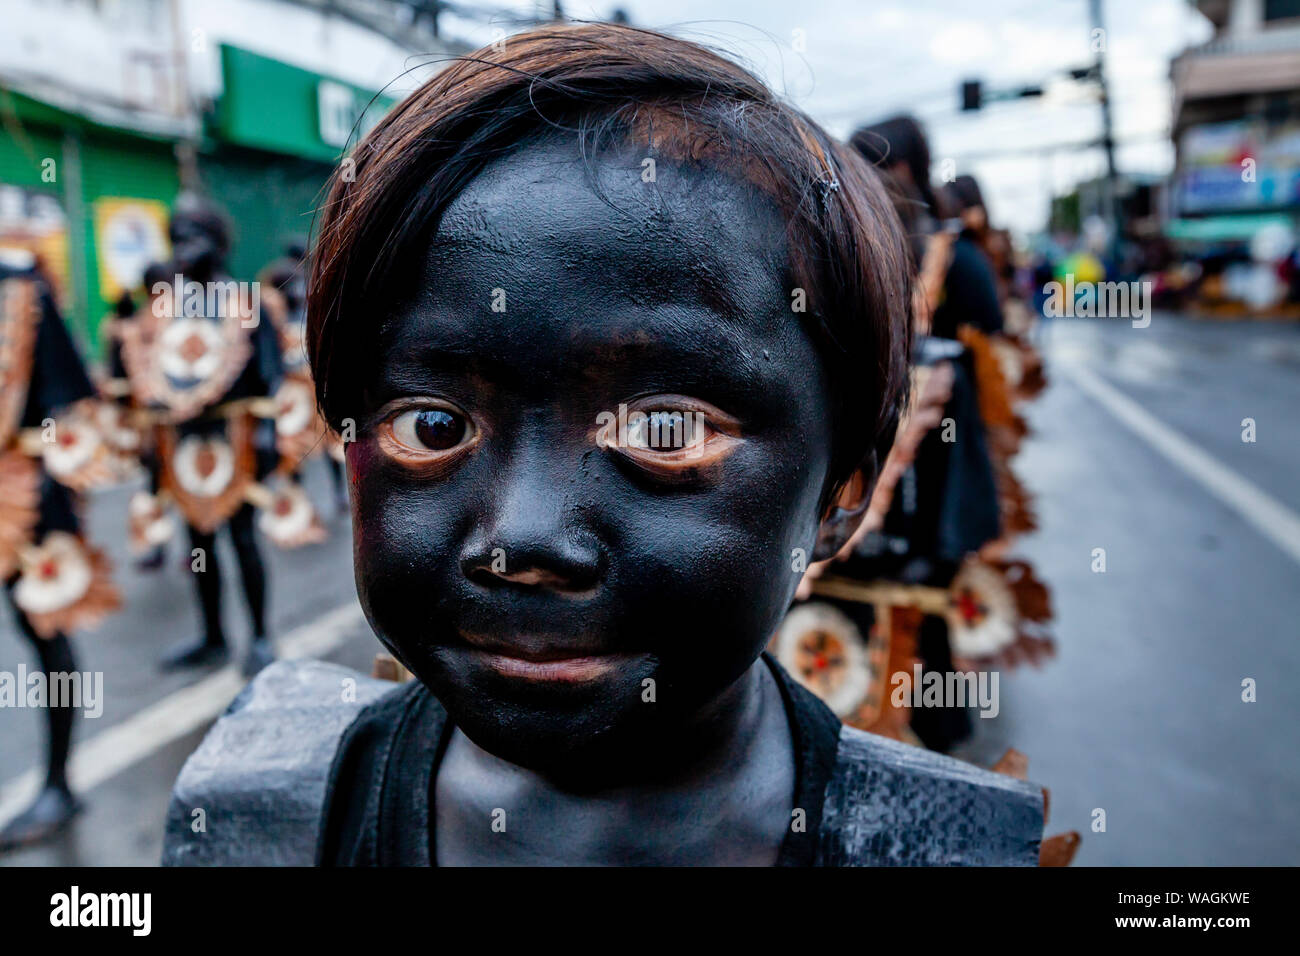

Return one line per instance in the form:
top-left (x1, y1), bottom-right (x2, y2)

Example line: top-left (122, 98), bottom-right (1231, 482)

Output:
top-left (349, 137), bottom-right (838, 771)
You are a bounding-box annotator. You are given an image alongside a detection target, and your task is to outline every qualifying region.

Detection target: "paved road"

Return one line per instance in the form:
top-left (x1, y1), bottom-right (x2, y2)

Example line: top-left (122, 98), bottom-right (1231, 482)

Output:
top-left (954, 313), bottom-right (1300, 865)
top-left (1, 312), bottom-right (1297, 865)
top-left (0, 462), bottom-right (380, 866)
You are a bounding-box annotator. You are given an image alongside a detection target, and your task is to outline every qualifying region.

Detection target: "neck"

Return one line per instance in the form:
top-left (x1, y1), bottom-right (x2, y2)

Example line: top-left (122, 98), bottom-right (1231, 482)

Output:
top-left (557, 657), bottom-right (772, 791)
top-left (434, 657), bottom-right (796, 865)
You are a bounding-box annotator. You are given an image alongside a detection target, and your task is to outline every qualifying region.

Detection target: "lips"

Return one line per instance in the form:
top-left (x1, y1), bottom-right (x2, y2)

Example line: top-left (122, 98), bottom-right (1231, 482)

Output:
top-left (473, 650), bottom-right (629, 683)
top-left (457, 630), bottom-right (631, 683)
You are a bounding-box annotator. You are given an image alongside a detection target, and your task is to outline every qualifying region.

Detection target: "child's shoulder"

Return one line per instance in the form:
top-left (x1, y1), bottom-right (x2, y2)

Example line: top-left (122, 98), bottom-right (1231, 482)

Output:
top-left (163, 659), bottom-right (1045, 867)
top-left (161, 658), bottom-right (403, 866)
top-left (819, 724), bottom-right (1045, 866)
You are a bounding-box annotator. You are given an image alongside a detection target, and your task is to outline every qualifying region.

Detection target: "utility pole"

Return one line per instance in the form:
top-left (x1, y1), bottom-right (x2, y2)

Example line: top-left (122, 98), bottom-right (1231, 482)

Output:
top-left (167, 0), bottom-right (201, 190)
top-left (1090, 0), bottom-right (1124, 264)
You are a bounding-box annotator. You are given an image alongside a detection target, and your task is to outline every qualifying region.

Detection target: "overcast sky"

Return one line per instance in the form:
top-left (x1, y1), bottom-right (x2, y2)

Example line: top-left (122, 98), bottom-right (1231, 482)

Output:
top-left (438, 0), bottom-right (1215, 235)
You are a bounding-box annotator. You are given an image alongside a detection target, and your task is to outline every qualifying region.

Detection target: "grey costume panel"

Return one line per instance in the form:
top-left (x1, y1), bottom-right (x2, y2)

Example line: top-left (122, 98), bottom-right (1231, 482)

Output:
top-left (818, 726), bottom-right (1043, 866)
top-left (162, 660), bottom-right (392, 866)
top-left (164, 660), bottom-right (1044, 866)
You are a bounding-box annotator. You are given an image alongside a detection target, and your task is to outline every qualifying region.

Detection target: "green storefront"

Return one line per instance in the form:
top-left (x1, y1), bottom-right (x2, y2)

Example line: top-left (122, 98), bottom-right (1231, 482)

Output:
top-left (0, 88), bottom-right (180, 354)
top-left (199, 44), bottom-right (398, 283)
top-left (0, 45), bottom-right (395, 354)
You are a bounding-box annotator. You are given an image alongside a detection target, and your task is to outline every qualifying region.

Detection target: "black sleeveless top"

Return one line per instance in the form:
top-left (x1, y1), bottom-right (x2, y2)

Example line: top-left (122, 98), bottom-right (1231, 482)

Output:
top-left (318, 653), bottom-right (842, 866)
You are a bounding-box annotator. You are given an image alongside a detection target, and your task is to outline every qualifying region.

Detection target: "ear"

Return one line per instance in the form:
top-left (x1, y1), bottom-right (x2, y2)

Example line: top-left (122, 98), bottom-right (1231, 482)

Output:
top-left (811, 461), bottom-right (874, 561)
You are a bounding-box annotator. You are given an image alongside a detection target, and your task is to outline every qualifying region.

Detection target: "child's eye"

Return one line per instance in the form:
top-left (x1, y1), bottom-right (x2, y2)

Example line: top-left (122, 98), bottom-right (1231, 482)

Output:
top-left (596, 397), bottom-right (742, 479)
top-left (625, 410), bottom-right (710, 451)
top-left (377, 401), bottom-right (479, 473)
top-left (392, 408), bottom-right (471, 452)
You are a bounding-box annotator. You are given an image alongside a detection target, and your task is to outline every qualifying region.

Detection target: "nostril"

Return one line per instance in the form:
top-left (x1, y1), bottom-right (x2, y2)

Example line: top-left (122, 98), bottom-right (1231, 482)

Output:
top-left (460, 530), bottom-right (604, 595)
top-left (460, 547), bottom-right (604, 595)
top-left (465, 563), bottom-right (597, 594)
top-left (465, 565), bottom-right (503, 589)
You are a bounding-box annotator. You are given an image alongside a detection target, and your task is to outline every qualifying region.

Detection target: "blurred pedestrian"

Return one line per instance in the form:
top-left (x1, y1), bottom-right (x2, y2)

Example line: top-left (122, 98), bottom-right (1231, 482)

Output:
top-left (0, 252), bottom-right (121, 852)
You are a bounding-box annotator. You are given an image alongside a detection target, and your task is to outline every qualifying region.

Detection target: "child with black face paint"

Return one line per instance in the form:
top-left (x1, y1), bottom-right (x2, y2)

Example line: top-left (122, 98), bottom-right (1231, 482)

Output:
top-left (162, 23), bottom-right (1045, 866)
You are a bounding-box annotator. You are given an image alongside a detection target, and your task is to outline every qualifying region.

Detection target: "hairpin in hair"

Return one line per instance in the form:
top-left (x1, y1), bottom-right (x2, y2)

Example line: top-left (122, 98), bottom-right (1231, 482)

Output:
top-left (795, 120), bottom-right (841, 207)
top-left (815, 174), bottom-right (841, 212)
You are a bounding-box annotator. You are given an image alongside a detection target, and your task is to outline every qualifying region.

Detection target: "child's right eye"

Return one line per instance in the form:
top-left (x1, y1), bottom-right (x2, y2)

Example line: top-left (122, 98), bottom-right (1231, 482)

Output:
top-left (377, 401), bottom-right (479, 472)
top-left (394, 408), bottom-right (469, 451)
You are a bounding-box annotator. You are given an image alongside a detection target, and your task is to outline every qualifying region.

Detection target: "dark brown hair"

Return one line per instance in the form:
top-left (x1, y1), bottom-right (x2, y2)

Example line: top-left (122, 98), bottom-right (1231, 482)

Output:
top-left (849, 114), bottom-right (938, 215)
top-left (942, 174), bottom-right (987, 222)
top-left (307, 22), bottom-right (911, 499)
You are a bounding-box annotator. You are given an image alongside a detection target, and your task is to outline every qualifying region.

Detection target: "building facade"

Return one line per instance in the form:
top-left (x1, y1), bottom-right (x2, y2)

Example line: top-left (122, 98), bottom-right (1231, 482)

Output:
top-left (1170, 0), bottom-right (1300, 241)
top-left (0, 0), bottom-right (463, 353)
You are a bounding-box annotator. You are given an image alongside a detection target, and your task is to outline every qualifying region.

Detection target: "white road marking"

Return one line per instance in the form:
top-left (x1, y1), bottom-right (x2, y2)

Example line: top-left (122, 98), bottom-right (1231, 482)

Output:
top-left (1063, 361), bottom-right (1300, 566)
top-left (0, 602), bottom-right (366, 826)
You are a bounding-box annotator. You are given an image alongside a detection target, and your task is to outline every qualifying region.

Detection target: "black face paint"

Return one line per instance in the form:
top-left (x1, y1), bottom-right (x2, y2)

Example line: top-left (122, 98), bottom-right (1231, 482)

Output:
top-left (348, 135), bottom-right (838, 778)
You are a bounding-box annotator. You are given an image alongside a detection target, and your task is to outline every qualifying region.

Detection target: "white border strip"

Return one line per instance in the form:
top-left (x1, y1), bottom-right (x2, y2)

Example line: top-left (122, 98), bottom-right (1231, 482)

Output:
top-left (0, 602), bottom-right (365, 826)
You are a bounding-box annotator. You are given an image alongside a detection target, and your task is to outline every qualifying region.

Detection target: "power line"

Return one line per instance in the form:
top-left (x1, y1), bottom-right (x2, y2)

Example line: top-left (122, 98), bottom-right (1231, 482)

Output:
top-left (940, 130), bottom-right (1168, 163)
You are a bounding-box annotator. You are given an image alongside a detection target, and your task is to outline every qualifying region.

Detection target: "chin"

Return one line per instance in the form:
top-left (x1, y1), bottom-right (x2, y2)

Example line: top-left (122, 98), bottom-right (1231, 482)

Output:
top-left (418, 646), bottom-right (671, 776)
top-left (460, 707), bottom-right (625, 773)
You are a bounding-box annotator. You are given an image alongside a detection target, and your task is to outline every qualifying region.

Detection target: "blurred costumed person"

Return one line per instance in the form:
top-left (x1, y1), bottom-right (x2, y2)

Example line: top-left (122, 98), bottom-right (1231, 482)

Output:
top-left (851, 118), bottom-right (1003, 340)
top-left (0, 251), bottom-right (123, 852)
top-left (105, 194), bottom-right (284, 676)
top-left (103, 263), bottom-right (174, 572)
top-left (934, 171), bottom-right (1048, 557)
top-left (941, 175), bottom-right (1017, 308)
top-left (258, 241), bottom-right (345, 514)
top-left (775, 117), bottom-right (1071, 862)
top-left (851, 125), bottom-right (1045, 589)
top-left (780, 117), bottom-right (1054, 754)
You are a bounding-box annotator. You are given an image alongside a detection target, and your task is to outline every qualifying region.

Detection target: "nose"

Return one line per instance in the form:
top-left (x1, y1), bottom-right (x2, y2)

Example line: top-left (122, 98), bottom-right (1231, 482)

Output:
top-left (459, 449), bottom-right (604, 596)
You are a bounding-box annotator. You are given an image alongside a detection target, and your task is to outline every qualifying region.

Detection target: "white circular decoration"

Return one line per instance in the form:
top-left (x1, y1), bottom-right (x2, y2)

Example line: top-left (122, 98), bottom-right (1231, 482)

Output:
top-left (258, 484), bottom-right (317, 542)
top-left (275, 379), bottom-right (316, 436)
top-left (775, 602), bottom-right (874, 717)
top-left (129, 491), bottom-right (175, 547)
top-left (173, 436), bottom-right (236, 497)
top-left (15, 532), bottom-right (93, 615)
top-left (158, 318), bottom-right (225, 381)
top-left (42, 419), bottom-right (100, 479)
top-left (946, 559), bottom-right (1018, 658)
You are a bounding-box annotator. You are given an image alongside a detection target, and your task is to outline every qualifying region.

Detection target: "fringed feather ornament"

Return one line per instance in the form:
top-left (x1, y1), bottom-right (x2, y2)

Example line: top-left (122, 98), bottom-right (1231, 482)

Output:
top-left (13, 532), bottom-right (121, 638)
top-left (0, 450), bottom-right (41, 579)
top-left (254, 481), bottom-right (327, 549)
top-left (157, 414), bottom-right (257, 534)
top-left (773, 601), bottom-right (887, 721)
top-left (273, 375), bottom-right (329, 466)
top-left (39, 400), bottom-right (127, 491)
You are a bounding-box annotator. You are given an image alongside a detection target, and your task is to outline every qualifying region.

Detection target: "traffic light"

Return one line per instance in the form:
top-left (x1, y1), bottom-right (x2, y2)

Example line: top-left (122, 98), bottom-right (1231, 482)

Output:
top-left (961, 80), bottom-right (982, 112)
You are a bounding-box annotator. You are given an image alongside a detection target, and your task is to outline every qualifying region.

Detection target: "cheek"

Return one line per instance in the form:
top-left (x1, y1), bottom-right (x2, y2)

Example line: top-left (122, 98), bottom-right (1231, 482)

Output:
top-left (614, 438), bottom-right (828, 676)
top-left (347, 439), bottom-right (463, 627)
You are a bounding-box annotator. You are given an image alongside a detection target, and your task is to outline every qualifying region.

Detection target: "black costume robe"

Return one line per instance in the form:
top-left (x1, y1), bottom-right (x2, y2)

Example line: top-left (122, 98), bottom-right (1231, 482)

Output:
top-left (0, 263), bottom-right (96, 539)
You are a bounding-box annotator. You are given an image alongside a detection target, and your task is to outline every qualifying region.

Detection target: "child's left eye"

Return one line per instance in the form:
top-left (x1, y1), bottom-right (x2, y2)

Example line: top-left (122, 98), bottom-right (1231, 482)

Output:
top-left (624, 410), bottom-right (710, 451)
top-left (595, 397), bottom-right (742, 478)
